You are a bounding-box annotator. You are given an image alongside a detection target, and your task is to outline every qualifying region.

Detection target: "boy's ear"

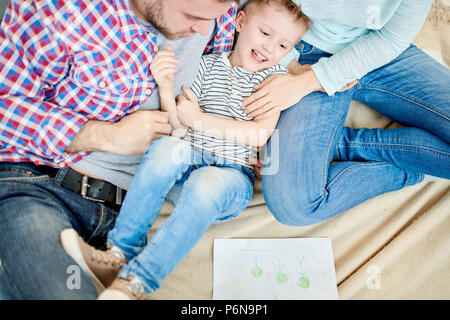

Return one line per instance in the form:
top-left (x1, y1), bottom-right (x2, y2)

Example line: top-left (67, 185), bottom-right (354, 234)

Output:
top-left (235, 11), bottom-right (246, 32)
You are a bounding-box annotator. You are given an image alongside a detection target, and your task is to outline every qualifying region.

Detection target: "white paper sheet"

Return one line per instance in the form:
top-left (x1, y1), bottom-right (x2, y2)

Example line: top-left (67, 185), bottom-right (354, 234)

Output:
top-left (213, 238), bottom-right (339, 300)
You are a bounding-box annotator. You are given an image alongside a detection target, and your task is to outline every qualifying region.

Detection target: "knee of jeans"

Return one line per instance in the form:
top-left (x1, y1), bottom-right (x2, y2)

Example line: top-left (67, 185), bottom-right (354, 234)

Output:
top-left (262, 177), bottom-right (319, 227)
top-left (188, 167), bottom-right (251, 213)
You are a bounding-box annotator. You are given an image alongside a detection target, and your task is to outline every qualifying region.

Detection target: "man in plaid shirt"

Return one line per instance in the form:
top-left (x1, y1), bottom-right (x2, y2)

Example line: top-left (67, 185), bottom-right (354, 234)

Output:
top-left (0, 0), bottom-right (236, 299)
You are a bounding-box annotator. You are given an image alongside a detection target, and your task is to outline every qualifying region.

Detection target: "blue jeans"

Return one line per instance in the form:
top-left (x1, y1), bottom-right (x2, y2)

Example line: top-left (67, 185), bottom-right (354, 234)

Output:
top-left (0, 162), bottom-right (118, 299)
top-left (262, 41), bottom-right (450, 226)
top-left (108, 135), bottom-right (254, 294)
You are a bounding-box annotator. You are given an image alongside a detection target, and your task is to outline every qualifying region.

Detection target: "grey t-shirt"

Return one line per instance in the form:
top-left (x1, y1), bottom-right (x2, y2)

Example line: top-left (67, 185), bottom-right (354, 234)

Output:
top-left (74, 20), bottom-right (216, 190)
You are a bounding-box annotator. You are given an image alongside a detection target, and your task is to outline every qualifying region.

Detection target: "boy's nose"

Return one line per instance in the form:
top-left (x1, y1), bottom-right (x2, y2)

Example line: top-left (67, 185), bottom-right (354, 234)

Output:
top-left (262, 40), bottom-right (275, 54)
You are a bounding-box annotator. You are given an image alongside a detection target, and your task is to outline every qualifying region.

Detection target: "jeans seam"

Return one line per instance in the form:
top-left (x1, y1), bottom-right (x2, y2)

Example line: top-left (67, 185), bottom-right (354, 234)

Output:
top-left (360, 85), bottom-right (450, 121)
top-left (322, 92), bottom-right (355, 197)
top-left (0, 176), bottom-right (51, 183)
top-left (326, 161), bottom-right (393, 191)
top-left (337, 142), bottom-right (450, 158)
top-left (87, 204), bottom-right (106, 244)
top-left (219, 191), bottom-right (252, 220)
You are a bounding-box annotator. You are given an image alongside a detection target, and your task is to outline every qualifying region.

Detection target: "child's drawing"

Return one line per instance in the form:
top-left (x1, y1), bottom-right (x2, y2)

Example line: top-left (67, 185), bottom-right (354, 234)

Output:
top-left (250, 252), bottom-right (263, 278)
top-left (213, 238), bottom-right (338, 300)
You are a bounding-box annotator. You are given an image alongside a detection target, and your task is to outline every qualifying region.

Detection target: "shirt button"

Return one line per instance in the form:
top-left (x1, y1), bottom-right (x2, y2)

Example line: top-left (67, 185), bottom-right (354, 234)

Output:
top-left (98, 81), bottom-right (106, 89)
top-left (154, 46), bottom-right (159, 53)
top-left (58, 162), bottom-right (66, 168)
top-left (145, 88), bottom-right (152, 95)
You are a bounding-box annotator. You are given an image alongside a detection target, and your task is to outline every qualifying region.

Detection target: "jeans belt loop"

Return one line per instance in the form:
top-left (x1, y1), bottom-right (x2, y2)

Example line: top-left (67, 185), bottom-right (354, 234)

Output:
top-left (115, 187), bottom-right (123, 205)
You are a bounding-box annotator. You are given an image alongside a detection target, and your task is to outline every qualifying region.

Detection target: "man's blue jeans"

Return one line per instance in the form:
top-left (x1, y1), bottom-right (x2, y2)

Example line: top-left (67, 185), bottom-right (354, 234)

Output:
top-left (108, 136), bottom-right (254, 294)
top-left (262, 41), bottom-right (450, 226)
top-left (0, 162), bottom-right (118, 299)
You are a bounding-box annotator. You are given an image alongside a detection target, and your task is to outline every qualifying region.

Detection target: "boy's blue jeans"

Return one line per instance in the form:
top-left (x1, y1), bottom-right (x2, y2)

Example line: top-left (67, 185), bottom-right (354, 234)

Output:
top-left (108, 136), bottom-right (254, 294)
top-left (262, 41), bottom-right (450, 226)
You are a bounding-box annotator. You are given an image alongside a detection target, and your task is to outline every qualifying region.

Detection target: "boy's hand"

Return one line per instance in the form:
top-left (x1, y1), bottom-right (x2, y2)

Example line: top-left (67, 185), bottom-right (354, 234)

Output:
top-left (150, 45), bottom-right (179, 90)
top-left (247, 148), bottom-right (264, 180)
top-left (176, 86), bottom-right (202, 128)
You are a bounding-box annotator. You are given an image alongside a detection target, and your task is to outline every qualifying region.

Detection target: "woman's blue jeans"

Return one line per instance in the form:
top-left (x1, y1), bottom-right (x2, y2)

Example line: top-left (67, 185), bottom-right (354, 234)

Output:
top-left (262, 41), bottom-right (450, 226)
top-left (108, 136), bottom-right (254, 294)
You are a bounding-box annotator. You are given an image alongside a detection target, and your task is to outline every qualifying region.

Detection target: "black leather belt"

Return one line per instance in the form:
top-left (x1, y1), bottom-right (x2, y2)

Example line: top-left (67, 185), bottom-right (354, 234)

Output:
top-left (36, 165), bottom-right (126, 210)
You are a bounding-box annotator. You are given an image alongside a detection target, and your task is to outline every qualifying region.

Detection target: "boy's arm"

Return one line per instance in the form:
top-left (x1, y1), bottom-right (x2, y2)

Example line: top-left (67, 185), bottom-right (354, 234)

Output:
top-left (159, 87), bottom-right (188, 138)
top-left (177, 87), bottom-right (280, 147)
top-left (193, 112), bottom-right (280, 148)
top-left (150, 46), bottom-right (188, 138)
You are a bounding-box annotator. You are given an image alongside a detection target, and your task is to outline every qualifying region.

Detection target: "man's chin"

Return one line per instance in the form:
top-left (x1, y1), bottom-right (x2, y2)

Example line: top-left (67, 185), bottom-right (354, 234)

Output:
top-left (164, 31), bottom-right (195, 40)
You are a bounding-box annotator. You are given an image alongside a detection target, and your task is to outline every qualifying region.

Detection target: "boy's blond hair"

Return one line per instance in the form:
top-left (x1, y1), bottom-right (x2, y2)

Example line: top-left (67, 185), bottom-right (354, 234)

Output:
top-left (242, 0), bottom-right (311, 30)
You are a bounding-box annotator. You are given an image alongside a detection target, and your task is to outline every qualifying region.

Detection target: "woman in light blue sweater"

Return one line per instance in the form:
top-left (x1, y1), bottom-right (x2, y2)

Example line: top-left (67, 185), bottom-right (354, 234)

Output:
top-left (243, 0), bottom-right (449, 225)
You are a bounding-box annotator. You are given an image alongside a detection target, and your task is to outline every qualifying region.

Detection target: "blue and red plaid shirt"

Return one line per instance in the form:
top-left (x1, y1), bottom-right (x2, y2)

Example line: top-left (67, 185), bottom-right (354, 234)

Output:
top-left (0, 0), bottom-right (237, 168)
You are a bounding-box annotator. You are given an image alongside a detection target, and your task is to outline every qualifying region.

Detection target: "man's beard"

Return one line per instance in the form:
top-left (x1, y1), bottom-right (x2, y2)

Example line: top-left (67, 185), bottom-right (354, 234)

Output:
top-left (142, 0), bottom-right (193, 40)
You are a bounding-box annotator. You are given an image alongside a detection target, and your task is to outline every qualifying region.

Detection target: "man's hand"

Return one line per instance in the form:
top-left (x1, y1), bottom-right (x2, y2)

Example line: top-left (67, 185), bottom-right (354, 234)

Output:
top-left (150, 45), bottom-right (178, 91)
top-left (110, 110), bottom-right (172, 154)
top-left (176, 86), bottom-right (202, 128)
top-left (66, 110), bottom-right (171, 155)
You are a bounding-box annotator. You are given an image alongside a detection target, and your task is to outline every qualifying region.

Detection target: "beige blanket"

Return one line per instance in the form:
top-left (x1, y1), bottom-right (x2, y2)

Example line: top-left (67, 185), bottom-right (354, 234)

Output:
top-left (150, 2), bottom-right (450, 300)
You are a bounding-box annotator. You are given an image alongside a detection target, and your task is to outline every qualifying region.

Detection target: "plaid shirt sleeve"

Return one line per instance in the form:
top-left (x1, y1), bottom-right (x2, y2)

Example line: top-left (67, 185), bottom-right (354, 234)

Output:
top-left (0, 0), bottom-right (88, 166)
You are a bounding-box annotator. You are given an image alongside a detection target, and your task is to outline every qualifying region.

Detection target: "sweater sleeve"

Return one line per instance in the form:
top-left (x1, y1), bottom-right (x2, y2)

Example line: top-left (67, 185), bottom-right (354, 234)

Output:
top-left (311, 0), bottom-right (433, 95)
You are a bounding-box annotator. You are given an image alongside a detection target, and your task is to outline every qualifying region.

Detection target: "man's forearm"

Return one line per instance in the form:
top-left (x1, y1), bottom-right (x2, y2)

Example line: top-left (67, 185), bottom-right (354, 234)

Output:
top-left (65, 120), bottom-right (115, 154)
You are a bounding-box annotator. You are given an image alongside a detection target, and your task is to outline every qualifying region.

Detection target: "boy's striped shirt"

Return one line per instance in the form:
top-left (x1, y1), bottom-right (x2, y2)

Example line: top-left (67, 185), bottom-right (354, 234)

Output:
top-left (184, 52), bottom-right (287, 168)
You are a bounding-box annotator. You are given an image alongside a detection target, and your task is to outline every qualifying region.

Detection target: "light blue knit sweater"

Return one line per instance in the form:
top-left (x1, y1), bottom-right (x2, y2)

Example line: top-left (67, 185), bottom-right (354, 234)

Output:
top-left (282, 0), bottom-right (434, 95)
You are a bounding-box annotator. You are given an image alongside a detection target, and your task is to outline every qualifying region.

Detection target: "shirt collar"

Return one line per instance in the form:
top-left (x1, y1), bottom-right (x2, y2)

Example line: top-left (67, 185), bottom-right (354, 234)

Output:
top-left (114, 0), bottom-right (154, 41)
top-left (219, 51), bottom-right (251, 75)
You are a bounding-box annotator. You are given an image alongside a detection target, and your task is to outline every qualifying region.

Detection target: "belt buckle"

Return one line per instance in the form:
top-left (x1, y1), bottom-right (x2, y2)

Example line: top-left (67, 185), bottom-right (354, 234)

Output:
top-left (80, 175), bottom-right (105, 203)
top-left (80, 175), bottom-right (124, 205)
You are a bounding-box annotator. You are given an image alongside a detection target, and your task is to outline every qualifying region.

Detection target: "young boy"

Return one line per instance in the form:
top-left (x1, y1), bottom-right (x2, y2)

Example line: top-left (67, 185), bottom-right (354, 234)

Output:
top-left (60, 0), bottom-right (310, 300)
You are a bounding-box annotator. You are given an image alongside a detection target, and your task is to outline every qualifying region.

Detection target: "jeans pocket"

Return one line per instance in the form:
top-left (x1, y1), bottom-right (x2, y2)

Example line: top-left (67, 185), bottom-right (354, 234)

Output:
top-left (296, 41), bottom-right (332, 65)
top-left (295, 41), bottom-right (315, 54)
top-left (0, 167), bottom-right (50, 183)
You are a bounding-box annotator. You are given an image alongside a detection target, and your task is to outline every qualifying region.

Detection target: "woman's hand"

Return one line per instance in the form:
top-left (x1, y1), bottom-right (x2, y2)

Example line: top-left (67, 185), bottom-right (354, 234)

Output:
top-left (176, 86), bottom-right (203, 128)
top-left (150, 45), bottom-right (179, 90)
top-left (243, 65), bottom-right (322, 120)
top-left (243, 62), bottom-right (358, 120)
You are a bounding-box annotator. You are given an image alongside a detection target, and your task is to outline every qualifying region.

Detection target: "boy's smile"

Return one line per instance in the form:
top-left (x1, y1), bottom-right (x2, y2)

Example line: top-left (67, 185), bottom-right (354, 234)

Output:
top-left (251, 49), bottom-right (268, 63)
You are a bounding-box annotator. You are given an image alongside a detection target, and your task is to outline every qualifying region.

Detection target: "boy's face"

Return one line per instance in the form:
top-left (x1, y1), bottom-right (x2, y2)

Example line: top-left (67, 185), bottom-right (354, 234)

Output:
top-left (232, 2), bottom-right (306, 72)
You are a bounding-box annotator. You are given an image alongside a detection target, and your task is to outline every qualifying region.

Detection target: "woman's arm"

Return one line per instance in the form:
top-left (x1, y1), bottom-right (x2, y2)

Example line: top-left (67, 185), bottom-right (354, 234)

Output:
top-left (312, 0), bottom-right (434, 95)
top-left (177, 87), bottom-right (280, 147)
